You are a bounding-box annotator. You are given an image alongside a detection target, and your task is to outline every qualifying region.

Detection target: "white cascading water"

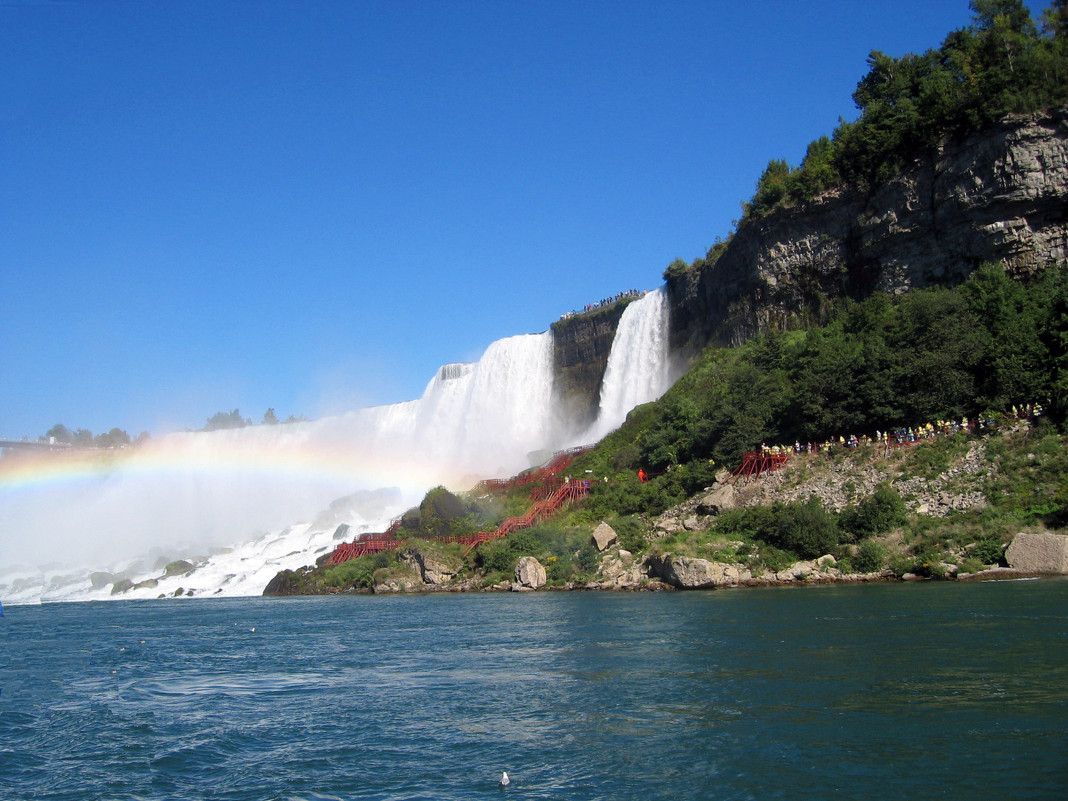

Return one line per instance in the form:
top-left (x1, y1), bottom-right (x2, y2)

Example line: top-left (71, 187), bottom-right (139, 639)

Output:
top-left (0, 297), bottom-right (672, 605)
top-left (0, 332), bottom-right (561, 604)
top-left (586, 286), bottom-right (671, 440)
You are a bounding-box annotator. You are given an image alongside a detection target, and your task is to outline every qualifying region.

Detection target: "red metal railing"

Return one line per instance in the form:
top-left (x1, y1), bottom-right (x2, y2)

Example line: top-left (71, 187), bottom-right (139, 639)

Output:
top-left (326, 475), bottom-right (592, 565)
top-left (729, 451), bottom-right (790, 485)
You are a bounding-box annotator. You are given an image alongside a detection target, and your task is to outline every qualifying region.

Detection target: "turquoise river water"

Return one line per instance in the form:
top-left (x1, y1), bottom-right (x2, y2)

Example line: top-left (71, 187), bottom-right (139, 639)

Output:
top-left (1, 580), bottom-right (1066, 800)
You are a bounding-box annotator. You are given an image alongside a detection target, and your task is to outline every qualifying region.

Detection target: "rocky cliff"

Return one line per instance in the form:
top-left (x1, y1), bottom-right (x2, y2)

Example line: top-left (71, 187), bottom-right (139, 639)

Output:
top-left (667, 108), bottom-right (1068, 358)
top-left (550, 303), bottom-right (629, 432)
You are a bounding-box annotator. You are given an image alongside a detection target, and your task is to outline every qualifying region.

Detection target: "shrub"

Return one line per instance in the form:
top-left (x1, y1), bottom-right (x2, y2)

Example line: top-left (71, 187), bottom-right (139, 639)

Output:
top-left (322, 551), bottom-right (395, 589)
top-left (606, 515), bottom-right (647, 553)
top-left (749, 543), bottom-right (797, 574)
top-left (762, 497), bottom-right (839, 559)
top-left (839, 483), bottom-right (907, 539)
top-left (970, 537), bottom-right (1005, 566)
top-left (853, 539), bottom-right (886, 573)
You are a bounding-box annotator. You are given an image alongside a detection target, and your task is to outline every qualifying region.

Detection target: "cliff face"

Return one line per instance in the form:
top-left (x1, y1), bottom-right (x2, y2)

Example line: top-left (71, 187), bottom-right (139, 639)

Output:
top-left (551, 304), bottom-right (628, 432)
top-left (668, 108), bottom-right (1068, 357)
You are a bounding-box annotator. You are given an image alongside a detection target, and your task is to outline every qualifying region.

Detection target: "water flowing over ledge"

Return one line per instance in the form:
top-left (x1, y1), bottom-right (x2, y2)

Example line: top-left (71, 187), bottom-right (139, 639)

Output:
top-left (1, 295), bottom-right (673, 604)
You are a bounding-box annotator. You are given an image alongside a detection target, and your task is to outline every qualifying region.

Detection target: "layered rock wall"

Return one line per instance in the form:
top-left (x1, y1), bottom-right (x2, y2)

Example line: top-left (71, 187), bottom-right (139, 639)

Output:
top-left (551, 304), bottom-right (628, 431)
top-left (668, 109), bottom-right (1068, 358)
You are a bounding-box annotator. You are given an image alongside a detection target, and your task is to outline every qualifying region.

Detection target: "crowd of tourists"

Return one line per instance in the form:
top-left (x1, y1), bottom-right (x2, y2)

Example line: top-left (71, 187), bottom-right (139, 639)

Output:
top-left (759, 403), bottom-right (1044, 457)
top-left (559, 289), bottom-right (645, 320)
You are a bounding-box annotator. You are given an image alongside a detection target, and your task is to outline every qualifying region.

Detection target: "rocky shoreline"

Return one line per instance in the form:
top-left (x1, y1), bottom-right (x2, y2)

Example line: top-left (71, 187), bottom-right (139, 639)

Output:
top-left (264, 523), bottom-right (1067, 596)
top-left (265, 428), bottom-right (1068, 598)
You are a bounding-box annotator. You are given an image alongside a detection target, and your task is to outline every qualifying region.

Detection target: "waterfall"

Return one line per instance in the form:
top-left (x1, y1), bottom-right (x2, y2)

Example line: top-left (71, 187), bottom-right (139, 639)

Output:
top-left (0, 332), bottom-right (559, 603)
top-left (0, 298), bottom-right (676, 604)
top-left (586, 286), bottom-right (671, 440)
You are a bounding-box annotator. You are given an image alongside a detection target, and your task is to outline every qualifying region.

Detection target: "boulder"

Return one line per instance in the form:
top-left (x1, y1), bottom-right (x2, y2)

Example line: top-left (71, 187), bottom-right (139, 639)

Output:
top-left (647, 554), bottom-right (748, 588)
top-left (1005, 532), bottom-right (1068, 574)
top-left (696, 482), bottom-right (737, 516)
top-left (373, 564), bottom-right (423, 593)
top-left (89, 571), bottom-right (118, 590)
top-left (163, 560), bottom-right (195, 578)
top-left (598, 549), bottom-right (643, 588)
top-left (410, 547), bottom-right (461, 585)
top-left (514, 556), bottom-right (547, 590)
top-left (591, 522), bottom-right (618, 551)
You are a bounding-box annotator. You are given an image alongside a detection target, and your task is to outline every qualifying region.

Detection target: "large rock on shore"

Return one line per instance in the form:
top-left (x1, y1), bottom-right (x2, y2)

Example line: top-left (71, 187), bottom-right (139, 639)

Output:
top-left (514, 556), bottom-right (547, 590)
top-left (373, 564), bottom-right (423, 593)
top-left (646, 554), bottom-right (751, 588)
top-left (591, 522), bottom-right (618, 551)
top-left (1005, 532), bottom-right (1068, 573)
top-left (409, 546), bottom-right (461, 585)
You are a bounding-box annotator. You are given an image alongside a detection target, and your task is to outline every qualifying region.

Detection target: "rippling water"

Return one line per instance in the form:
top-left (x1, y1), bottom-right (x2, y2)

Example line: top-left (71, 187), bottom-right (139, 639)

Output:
top-left (1, 581), bottom-right (1066, 800)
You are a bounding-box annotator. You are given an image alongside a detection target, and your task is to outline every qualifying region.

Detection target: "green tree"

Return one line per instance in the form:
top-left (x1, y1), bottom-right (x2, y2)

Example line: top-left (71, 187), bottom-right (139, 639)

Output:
top-left (45, 423), bottom-right (73, 444)
top-left (204, 409), bottom-right (249, 431)
top-left (94, 428), bottom-right (131, 448)
top-left (964, 263), bottom-right (1052, 409)
top-left (747, 159), bottom-right (794, 217)
top-left (839, 484), bottom-right (907, 539)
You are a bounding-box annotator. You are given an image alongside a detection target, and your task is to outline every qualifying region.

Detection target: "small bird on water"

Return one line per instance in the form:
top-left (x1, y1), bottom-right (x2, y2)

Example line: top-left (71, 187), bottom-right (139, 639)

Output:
top-left (499, 771), bottom-right (510, 787)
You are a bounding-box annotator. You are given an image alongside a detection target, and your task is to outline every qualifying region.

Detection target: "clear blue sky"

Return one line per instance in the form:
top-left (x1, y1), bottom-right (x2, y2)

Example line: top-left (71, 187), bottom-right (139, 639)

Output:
top-left (0, 0), bottom-right (1040, 438)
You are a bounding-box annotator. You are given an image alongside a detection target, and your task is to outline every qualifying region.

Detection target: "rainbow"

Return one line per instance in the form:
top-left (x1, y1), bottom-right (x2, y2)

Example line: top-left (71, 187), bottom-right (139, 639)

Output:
top-left (0, 434), bottom-right (476, 500)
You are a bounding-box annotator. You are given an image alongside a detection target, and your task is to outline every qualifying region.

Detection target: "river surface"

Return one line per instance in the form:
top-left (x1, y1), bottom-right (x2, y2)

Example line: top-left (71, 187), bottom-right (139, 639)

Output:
top-left (1, 580), bottom-right (1065, 800)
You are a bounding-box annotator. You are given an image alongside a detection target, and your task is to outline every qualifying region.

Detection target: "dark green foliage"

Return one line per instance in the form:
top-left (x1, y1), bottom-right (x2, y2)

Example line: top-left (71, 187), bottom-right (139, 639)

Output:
top-left (573, 262), bottom-right (1068, 522)
top-left (471, 522), bottom-right (601, 585)
top-left (773, 497), bottom-right (842, 559)
top-left (45, 423), bottom-right (72, 443)
top-left (663, 257), bottom-right (689, 282)
top-left (714, 497), bottom-right (841, 561)
top-left (839, 484), bottom-right (907, 539)
top-left (854, 539), bottom-right (887, 573)
top-left (39, 423), bottom-right (131, 448)
top-left (322, 551), bottom-right (396, 589)
top-left (400, 486), bottom-right (489, 539)
top-left (204, 409), bottom-right (250, 431)
top-left (970, 537), bottom-right (1006, 565)
top-left (604, 515), bottom-right (647, 553)
top-left (742, 2), bottom-right (1068, 218)
top-left (747, 159), bottom-right (793, 217)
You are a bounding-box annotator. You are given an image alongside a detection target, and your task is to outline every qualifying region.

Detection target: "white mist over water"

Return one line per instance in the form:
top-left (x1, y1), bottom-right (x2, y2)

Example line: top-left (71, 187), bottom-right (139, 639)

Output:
top-left (586, 287), bottom-right (672, 440)
top-left (1, 305), bottom-right (672, 604)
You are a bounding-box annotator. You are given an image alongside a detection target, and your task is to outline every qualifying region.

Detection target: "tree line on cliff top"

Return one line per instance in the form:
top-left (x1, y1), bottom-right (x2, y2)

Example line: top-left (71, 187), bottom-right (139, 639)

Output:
top-left (665, 1), bottom-right (1068, 283)
top-left (746, 0), bottom-right (1068, 218)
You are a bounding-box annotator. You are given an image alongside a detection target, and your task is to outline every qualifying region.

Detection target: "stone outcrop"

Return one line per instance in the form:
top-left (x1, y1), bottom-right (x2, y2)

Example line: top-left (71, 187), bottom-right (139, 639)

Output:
top-left (668, 109), bottom-right (1068, 358)
top-left (551, 304), bottom-right (628, 432)
top-left (591, 522), bottom-right (618, 551)
top-left (1005, 532), bottom-right (1068, 574)
top-left (651, 475), bottom-right (737, 538)
top-left (645, 552), bottom-right (887, 588)
top-left (588, 549), bottom-right (645, 589)
top-left (163, 560), bottom-right (195, 578)
top-left (646, 554), bottom-right (752, 589)
top-left (373, 564), bottom-right (424, 594)
top-left (409, 546), bottom-right (461, 585)
top-left (513, 556), bottom-right (547, 590)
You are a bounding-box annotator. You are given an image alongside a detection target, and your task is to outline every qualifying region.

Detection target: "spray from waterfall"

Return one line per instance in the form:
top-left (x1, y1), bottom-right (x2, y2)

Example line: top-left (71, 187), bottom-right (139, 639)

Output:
top-left (0, 332), bottom-right (561, 602)
top-left (1, 297), bottom-right (677, 603)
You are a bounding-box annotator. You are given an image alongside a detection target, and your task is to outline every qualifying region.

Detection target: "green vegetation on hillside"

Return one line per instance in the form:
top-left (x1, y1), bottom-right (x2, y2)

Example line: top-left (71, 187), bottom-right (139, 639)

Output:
top-left (577, 262), bottom-right (1068, 513)
top-left (747, 0), bottom-right (1068, 216)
